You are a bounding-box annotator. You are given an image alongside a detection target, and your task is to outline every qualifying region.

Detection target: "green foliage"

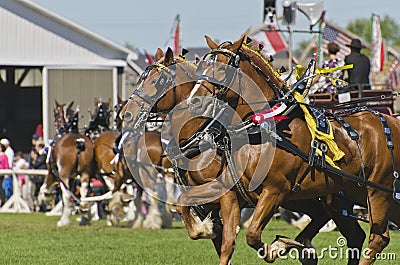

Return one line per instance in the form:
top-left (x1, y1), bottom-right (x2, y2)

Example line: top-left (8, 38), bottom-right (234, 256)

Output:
top-left (124, 42), bottom-right (138, 52)
top-left (297, 39), bottom-right (311, 51)
top-left (346, 15), bottom-right (400, 46)
top-left (380, 15), bottom-right (400, 46)
top-left (0, 213), bottom-right (398, 264)
top-left (347, 18), bottom-right (371, 41)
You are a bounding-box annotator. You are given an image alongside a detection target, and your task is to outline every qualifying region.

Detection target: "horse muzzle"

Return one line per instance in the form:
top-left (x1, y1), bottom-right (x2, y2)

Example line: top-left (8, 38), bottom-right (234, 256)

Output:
top-left (188, 96), bottom-right (214, 117)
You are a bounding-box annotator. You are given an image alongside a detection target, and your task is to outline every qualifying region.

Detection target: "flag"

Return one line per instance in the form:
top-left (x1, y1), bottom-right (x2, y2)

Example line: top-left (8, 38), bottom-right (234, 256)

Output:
top-left (321, 23), bottom-right (352, 60)
top-left (386, 59), bottom-right (400, 89)
top-left (371, 14), bottom-right (385, 72)
top-left (144, 49), bottom-right (154, 65)
top-left (251, 24), bottom-right (288, 56)
top-left (171, 14), bottom-right (181, 56)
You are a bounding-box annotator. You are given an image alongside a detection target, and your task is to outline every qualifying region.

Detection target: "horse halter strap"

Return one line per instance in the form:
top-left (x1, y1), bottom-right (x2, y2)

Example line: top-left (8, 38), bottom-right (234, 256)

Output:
top-left (133, 63), bottom-right (177, 105)
top-left (196, 48), bottom-right (242, 99)
top-left (196, 47), bottom-right (288, 104)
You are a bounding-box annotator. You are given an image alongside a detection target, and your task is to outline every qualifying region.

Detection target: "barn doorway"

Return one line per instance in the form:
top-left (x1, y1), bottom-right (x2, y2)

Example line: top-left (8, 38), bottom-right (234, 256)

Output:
top-left (0, 66), bottom-right (42, 153)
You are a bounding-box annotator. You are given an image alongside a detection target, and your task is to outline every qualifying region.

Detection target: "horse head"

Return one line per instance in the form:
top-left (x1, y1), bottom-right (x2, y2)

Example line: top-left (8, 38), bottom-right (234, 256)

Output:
top-left (187, 34), bottom-right (287, 121)
top-left (54, 100), bottom-right (75, 130)
top-left (123, 47), bottom-right (197, 130)
top-left (115, 98), bottom-right (128, 131)
top-left (93, 97), bottom-right (112, 128)
top-left (112, 48), bottom-right (199, 196)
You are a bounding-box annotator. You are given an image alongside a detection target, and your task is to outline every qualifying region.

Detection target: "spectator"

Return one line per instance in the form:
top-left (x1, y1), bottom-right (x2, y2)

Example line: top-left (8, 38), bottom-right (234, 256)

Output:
top-left (14, 151), bottom-right (29, 199)
top-left (29, 141), bottom-right (47, 211)
top-left (344, 38), bottom-right (371, 90)
top-left (0, 138), bottom-right (14, 170)
top-left (0, 144), bottom-right (11, 202)
top-left (311, 42), bottom-right (345, 94)
top-left (91, 178), bottom-right (107, 220)
top-left (35, 124), bottom-right (43, 139)
top-left (31, 134), bottom-right (40, 150)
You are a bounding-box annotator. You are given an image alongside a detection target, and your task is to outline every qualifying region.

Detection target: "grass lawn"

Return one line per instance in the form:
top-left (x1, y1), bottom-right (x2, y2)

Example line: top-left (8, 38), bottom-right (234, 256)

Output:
top-left (0, 213), bottom-right (398, 264)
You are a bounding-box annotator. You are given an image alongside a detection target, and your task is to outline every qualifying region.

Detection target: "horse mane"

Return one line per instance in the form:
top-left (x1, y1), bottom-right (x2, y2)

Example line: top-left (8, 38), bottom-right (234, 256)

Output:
top-left (156, 55), bottom-right (197, 70)
top-left (240, 41), bottom-right (289, 90)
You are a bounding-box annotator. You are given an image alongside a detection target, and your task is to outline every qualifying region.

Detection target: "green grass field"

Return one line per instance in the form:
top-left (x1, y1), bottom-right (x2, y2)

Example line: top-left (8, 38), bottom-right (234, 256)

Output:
top-left (0, 213), bottom-right (398, 264)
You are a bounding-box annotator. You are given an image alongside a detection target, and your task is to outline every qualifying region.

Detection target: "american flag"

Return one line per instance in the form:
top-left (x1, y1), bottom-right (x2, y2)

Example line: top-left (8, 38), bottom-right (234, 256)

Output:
top-left (321, 23), bottom-right (352, 60)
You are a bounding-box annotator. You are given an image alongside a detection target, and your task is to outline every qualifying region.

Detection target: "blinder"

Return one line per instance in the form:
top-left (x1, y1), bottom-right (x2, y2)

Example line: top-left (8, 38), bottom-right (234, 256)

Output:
top-left (195, 49), bottom-right (242, 98)
top-left (133, 63), bottom-right (176, 106)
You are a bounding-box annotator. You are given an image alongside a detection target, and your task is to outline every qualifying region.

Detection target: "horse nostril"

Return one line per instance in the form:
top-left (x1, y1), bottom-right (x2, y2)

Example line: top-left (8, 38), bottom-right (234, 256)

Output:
top-left (190, 97), bottom-right (201, 107)
top-left (124, 111), bottom-right (133, 123)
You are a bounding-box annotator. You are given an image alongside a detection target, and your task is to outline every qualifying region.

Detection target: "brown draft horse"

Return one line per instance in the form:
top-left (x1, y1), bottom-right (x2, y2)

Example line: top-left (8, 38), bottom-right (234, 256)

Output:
top-left (41, 101), bottom-right (95, 226)
top-left (92, 97), bottom-right (127, 191)
top-left (122, 48), bottom-right (370, 264)
top-left (185, 35), bottom-right (400, 264)
top-left (92, 98), bottom-right (143, 227)
top-left (112, 98), bottom-right (175, 228)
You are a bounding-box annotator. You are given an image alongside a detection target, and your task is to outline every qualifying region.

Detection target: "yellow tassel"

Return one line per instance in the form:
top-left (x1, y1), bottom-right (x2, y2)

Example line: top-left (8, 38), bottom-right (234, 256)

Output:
top-left (294, 92), bottom-right (345, 167)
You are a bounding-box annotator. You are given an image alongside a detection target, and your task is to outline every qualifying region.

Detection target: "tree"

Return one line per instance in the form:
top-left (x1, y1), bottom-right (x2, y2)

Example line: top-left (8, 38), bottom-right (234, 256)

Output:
top-left (346, 15), bottom-right (400, 46)
top-left (124, 42), bottom-right (139, 52)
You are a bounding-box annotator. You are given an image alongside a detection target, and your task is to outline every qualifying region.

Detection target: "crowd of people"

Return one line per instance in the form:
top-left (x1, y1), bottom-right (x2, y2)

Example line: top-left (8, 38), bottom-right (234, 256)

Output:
top-left (0, 132), bottom-right (48, 211)
top-left (0, 131), bottom-right (109, 218)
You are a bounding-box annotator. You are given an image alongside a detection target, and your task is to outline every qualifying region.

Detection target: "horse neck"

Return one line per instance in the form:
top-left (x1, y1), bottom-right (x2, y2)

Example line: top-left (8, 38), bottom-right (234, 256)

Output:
top-left (231, 49), bottom-right (287, 119)
top-left (242, 47), bottom-right (285, 98)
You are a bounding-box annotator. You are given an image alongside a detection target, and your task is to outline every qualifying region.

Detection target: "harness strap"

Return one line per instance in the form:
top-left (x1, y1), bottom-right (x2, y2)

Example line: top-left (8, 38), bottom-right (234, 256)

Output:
top-left (327, 112), bottom-right (359, 140)
top-left (327, 112), bottom-right (367, 186)
top-left (223, 137), bottom-right (256, 207)
top-left (266, 130), bottom-right (393, 194)
top-left (370, 111), bottom-right (400, 201)
top-left (170, 159), bottom-right (209, 221)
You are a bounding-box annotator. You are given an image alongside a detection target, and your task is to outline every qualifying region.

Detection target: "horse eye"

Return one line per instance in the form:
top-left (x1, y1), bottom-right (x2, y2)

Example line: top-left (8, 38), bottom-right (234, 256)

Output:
top-left (207, 55), bottom-right (216, 66)
top-left (217, 65), bottom-right (226, 72)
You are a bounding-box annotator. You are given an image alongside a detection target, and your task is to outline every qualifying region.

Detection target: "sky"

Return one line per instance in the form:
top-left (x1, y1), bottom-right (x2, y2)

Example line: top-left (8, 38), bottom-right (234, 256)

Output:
top-left (32, 0), bottom-right (398, 55)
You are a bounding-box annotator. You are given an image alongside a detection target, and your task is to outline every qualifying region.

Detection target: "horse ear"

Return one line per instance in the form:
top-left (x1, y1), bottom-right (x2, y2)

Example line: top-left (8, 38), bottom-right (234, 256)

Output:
top-left (67, 101), bottom-right (74, 109)
top-left (118, 96), bottom-right (124, 105)
top-left (230, 34), bottom-right (246, 52)
top-left (155, 48), bottom-right (164, 61)
top-left (55, 100), bottom-right (61, 107)
top-left (164, 47), bottom-right (174, 66)
top-left (94, 97), bottom-right (99, 105)
top-left (205, 35), bottom-right (218, 50)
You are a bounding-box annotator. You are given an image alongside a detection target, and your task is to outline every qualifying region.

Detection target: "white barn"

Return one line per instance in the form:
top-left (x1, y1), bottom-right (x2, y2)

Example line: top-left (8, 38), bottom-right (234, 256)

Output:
top-left (0, 0), bottom-right (143, 151)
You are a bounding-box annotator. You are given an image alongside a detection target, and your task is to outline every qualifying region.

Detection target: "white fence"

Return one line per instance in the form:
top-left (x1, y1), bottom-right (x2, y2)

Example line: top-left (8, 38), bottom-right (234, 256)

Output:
top-left (0, 169), bottom-right (48, 213)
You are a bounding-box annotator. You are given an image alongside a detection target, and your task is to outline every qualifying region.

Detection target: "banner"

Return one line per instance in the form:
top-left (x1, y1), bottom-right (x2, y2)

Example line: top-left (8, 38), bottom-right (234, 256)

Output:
top-left (172, 14), bottom-right (181, 56)
top-left (251, 24), bottom-right (288, 56)
top-left (371, 14), bottom-right (385, 72)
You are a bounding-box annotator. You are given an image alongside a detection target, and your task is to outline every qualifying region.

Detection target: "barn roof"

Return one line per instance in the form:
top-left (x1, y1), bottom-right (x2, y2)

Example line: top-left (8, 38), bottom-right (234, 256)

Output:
top-left (0, 0), bottom-right (142, 72)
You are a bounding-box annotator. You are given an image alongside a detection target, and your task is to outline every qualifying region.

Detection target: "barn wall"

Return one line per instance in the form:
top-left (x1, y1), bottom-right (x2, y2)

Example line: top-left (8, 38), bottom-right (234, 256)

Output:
top-left (47, 68), bottom-right (114, 139)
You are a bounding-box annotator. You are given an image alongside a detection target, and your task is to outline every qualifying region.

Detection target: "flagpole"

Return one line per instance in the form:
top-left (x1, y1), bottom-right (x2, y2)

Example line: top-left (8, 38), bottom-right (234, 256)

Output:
top-left (370, 14), bottom-right (374, 64)
top-left (317, 11), bottom-right (325, 66)
top-left (288, 25), bottom-right (293, 70)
